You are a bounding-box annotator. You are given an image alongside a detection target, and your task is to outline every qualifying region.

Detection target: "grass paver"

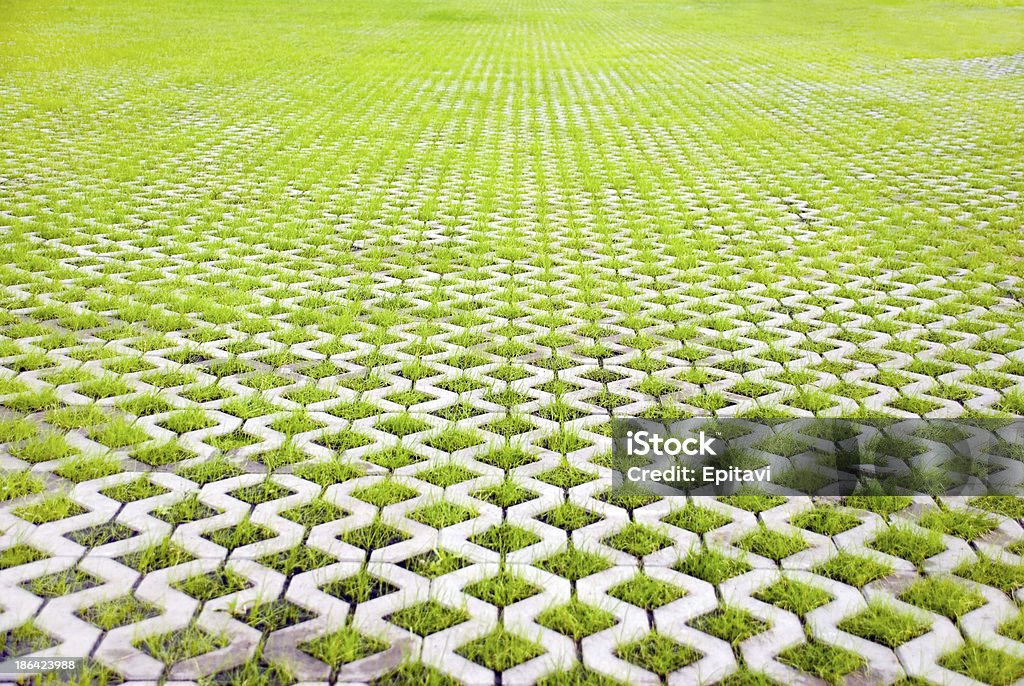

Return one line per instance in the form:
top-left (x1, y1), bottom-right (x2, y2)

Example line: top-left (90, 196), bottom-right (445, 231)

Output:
top-left (0, 0), bottom-right (1022, 683)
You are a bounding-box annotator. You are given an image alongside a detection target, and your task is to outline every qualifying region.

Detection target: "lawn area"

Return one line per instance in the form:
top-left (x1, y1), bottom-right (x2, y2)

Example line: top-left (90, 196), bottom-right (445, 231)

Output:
top-left (1, 0), bottom-right (1023, 684)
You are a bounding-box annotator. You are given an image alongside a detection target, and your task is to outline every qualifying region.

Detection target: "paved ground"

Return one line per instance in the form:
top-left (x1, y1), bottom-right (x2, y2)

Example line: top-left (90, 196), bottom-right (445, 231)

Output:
top-left (1, 0), bottom-right (1024, 684)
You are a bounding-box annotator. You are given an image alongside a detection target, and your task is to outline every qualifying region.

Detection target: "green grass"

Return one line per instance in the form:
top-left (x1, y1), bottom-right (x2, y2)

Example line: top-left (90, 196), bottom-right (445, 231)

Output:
top-left (0, 470), bottom-right (43, 502)
top-left (416, 463), bottom-right (479, 487)
top-left (470, 523), bottom-right (541, 554)
top-left (269, 411), bottom-right (326, 436)
top-left (284, 385), bottom-right (336, 406)
top-left (101, 477), bottom-right (167, 502)
top-left (899, 576), bottom-right (985, 621)
top-left (940, 643), bottom-right (1024, 686)
top-left (736, 526), bottom-right (808, 562)
top-left (154, 493), bottom-right (218, 526)
top-left (717, 670), bottom-right (782, 686)
top-left (259, 546), bottom-right (334, 575)
top-left (0, 622), bottom-right (57, 659)
top-left (691, 606), bottom-right (768, 646)
top-left (616, 633), bottom-right (700, 677)
top-left (970, 496), bottom-right (1024, 520)
top-left (536, 546), bottom-right (611, 581)
top-left (423, 427), bottom-right (483, 453)
top-left (161, 408), bottom-right (217, 434)
top-left (919, 506), bottom-right (998, 541)
top-left (837, 601), bottom-right (930, 648)
top-left (204, 518), bottom-right (276, 550)
top-left (813, 552), bottom-right (893, 587)
top-left (119, 539), bottom-right (195, 573)
top-left (207, 429), bottom-right (261, 451)
top-left (389, 600), bottom-right (469, 636)
top-left (233, 599), bottom-right (314, 632)
top-left (790, 507), bottom-right (861, 536)
top-left (456, 627), bottom-right (545, 671)
top-left (608, 573), bottom-right (685, 610)
top-left (718, 495), bottom-right (786, 513)
top-left (55, 453), bottom-right (124, 481)
top-left (67, 522), bottom-right (136, 547)
top-left (134, 441), bottom-right (194, 467)
top-left (178, 457), bottom-right (244, 484)
top-left (340, 520), bottom-right (409, 551)
top-left (464, 569), bottom-right (541, 608)
top-left (535, 463), bottom-right (597, 489)
top-left (778, 637), bottom-right (865, 685)
top-left (353, 479), bottom-right (419, 507)
top-left (843, 496), bottom-right (914, 518)
top-left (254, 441), bottom-right (312, 469)
top-left (400, 549), bottom-right (470, 578)
top-left (136, 626), bottom-right (229, 664)
top-left (221, 395), bottom-right (279, 420)
top-left (14, 493), bottom-right (86, 524)
top-left (604, 523), bottom-right (674, 557)
top-left (293, 460), bottom-right (363, 487)
top-left (472, 479), bottom-right (537, 508)
top-left (0, 416), bottom-right (37, 442)
top-left (537, 598), bottom-right (618, 640)
top-left (376, 414), bottom-right (430, 438)
top-left (538, 665), bottom-right (623, 686)
top-left (23, 568), bottom-right (101, 598)
top-left (12, 432), bottom-right (78, 463)
top-left (78, 595), bottom-right (160, 630)
top-left (955, 555), bottom-right (1024, 593)
top-left (367, 446), bottom-right (423, 469)
top-left (754, 578), bottom-right (832, 617)
top-left (301, 626), bottom-right (387, 666)
top-left (663, 503), bottom-right (731, 534)
top-left (410, 501), bottom-right (476, 528)
top-left (372, 662), bottom-right (458, 686)
top-left (316, 428), bottom-right (374, 452)
top-left (174, 568), bottom-right (251, 602)
top-left (674, 547), bottom-right (752, 585)
top-left (870, 524), bottom-right (946, 570)
top-left (3, 389), bottom-right (60, 413)
top-left (0, 544), bottom-right (48, 570)
top-left (999, 611), bottom-right (1024, 642)
top-left (540, 502), bottom-right (601, 531)
top-left (322, 571), bottom-right (398, 604)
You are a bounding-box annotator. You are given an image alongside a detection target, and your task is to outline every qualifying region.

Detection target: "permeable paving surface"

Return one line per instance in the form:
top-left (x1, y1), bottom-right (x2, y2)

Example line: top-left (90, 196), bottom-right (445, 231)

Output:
top-left (1, 0), bottom-right (1024, 683)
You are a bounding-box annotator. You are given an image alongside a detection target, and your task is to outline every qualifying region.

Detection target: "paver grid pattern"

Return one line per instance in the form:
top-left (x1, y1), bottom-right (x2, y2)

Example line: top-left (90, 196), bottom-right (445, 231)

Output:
top-left (2, 0), bottom-right (1024, 684)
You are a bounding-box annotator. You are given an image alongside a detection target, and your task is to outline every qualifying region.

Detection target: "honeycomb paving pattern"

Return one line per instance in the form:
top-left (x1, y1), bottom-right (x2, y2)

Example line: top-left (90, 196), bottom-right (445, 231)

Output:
top-left (2, 0), bottom-right (1024, 684)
